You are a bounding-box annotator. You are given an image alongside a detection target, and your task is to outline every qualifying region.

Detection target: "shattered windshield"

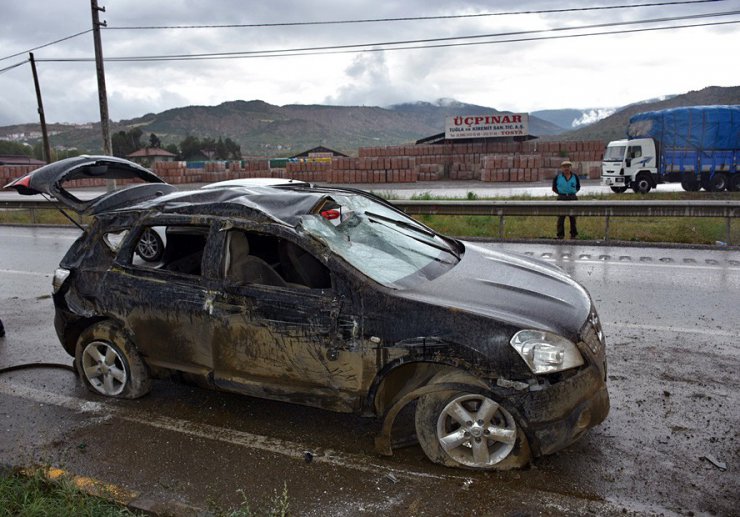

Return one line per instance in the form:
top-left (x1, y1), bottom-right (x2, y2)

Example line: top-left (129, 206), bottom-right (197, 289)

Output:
top-left (603, 146), bottom-right (626, 162)
top-left (300, 194), bottom-right (459, 288)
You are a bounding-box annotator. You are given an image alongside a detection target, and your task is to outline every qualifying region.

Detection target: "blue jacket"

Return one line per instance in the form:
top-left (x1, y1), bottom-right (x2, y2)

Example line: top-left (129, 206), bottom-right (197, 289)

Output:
top-left (552, 173), bottom-right (581, 195)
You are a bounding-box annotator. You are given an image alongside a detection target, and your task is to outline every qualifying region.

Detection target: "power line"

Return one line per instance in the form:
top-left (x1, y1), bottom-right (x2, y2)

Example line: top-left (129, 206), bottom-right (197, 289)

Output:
top-left (89, 20), bottom-right (740, 61)
top-left (0, 60), bottom-right (28, 74)
top-left (0, 1), bottom-right (727, 63)
top-left (106, 0), bottom-right (727, 30)
top-left (35, 10), bottom-right (740, 63)
top-left (0, 29), bottom-right (92, 63)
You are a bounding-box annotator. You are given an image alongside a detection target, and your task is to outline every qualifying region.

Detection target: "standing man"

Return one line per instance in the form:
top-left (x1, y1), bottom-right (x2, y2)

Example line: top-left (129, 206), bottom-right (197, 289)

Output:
top-left (551, 160), bottom-right (581, 239)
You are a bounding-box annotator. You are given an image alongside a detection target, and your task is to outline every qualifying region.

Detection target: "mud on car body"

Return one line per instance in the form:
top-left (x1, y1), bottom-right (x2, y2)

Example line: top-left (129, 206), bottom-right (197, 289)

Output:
top-left (5, 155), bottom-right (609, 470)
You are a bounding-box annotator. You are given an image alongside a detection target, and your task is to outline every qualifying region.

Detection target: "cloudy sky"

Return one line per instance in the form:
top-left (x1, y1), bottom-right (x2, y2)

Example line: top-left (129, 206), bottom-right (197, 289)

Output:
top-left (1, 0), bottom-right (738, 126)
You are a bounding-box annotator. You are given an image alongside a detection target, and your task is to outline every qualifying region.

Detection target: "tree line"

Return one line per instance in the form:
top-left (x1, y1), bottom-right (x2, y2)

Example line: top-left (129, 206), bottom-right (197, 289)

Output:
top-left (112, 129), bottom-right (242, 161)
top-left (1, 129), bottom-right (242, 163)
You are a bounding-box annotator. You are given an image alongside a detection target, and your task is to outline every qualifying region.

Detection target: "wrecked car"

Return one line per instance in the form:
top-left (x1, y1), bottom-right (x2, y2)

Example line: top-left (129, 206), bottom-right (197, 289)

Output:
top-left (5, 155), bottom-right (609, 470)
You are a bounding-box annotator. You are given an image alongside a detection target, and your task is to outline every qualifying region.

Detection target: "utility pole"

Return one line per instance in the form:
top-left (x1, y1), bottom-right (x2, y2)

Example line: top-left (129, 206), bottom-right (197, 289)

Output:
top-left (91, 0), bottom-right (112, 156)
top-left (29, 53), bottom-right (52, 163)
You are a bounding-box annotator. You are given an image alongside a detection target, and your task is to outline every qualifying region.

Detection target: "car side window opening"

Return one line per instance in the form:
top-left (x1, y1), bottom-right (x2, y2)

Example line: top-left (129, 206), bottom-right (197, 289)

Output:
top-left (132, 225), bottom-right (209, 276)
top-left (103, 230), bottom-right (129, 253)
top-left (628, 146), bottom-right (642, 159)
top-left (223, 229), bottom-right (331, 289)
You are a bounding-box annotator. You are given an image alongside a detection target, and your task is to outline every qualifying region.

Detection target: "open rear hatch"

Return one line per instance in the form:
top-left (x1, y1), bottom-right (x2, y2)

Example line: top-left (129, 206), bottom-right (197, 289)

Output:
top-left (3, 155), bottom-right (175, 215)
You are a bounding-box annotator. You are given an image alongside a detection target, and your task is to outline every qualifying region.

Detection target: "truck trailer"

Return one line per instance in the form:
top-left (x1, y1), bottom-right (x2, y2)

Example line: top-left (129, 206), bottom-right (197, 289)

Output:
top-left (601, 105), bottom-right (739, 193)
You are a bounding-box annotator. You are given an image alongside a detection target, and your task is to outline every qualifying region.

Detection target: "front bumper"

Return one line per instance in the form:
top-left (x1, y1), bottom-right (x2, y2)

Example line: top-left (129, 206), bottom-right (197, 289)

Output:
top-left (520, 363), bottom-right (610, 456)
top-left (601, 176), bottom-right (625, 187)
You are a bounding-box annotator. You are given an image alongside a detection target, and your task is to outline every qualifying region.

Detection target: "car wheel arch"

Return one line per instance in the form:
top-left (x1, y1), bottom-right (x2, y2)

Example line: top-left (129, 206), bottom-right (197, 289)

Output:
top-left (60, 315), bottom-right (113, 356)
top-left (369, 360), bottom-right (472, 417)
top-left (368, 359), bottom-right (491, 451)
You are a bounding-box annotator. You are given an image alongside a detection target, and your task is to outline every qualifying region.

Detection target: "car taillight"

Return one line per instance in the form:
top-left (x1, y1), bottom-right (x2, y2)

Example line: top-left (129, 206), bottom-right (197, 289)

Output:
top-left (321, 209), bottom-right (340, 220)
top-left (52, 268), bottom-right (71, 294)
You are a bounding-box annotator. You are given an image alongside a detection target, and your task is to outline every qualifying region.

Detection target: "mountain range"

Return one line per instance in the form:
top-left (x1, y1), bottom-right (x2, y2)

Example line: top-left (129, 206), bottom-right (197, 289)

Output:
top-left (1, 86), bottom-right (738, 157)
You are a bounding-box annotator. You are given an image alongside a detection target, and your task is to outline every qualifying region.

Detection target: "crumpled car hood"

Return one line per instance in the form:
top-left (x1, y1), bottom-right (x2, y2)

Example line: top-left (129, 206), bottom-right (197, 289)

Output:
top-left (399, 242), bottom-right (591, 338)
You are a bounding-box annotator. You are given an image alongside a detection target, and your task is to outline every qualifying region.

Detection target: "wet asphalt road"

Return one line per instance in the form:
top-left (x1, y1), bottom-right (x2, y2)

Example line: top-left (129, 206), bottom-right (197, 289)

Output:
top-left (0, 226), bottom-right (738, 516)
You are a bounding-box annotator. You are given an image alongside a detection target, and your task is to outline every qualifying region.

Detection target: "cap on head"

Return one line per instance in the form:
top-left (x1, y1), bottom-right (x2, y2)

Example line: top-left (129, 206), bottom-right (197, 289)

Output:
top-left (560, 160), bottom-right (573, 167)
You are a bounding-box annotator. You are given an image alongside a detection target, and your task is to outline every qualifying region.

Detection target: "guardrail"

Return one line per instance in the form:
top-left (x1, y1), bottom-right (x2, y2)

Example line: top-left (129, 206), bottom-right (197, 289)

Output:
top-left (1, 198), bottom-right (739, 244)
top-left (393, 199), bottom-right (739, 244)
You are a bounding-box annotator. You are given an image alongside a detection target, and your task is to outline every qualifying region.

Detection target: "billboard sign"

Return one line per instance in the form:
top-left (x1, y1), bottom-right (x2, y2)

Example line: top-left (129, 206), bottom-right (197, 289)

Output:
top-left (445, 113), bottom-right (529, 139)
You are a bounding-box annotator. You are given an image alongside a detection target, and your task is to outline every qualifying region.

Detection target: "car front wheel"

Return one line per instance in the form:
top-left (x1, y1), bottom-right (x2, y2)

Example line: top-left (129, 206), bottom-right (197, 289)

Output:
top-left (415, 382), bottom-right (530, 470)
top-left (75, 321), bottom-right (150, 399)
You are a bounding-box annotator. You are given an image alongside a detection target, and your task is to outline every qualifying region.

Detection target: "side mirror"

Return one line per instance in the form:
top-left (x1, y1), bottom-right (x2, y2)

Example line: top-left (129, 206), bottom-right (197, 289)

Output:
top-left (625, 158), bottom-right (631, 167)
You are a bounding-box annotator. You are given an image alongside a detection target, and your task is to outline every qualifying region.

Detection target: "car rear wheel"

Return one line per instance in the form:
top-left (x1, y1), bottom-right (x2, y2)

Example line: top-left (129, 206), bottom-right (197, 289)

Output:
top-left (136, 228), bottom-right (164, 262)
top-left (610, 186), bottom-right (628, 193)
top-left (75, 321), bottom-right (150, 399)
top-left (415, 374), bottom-right (530, 470)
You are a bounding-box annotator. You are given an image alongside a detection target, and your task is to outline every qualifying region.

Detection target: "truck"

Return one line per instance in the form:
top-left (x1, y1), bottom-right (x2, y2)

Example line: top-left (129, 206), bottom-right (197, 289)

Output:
top-left (601, 105), bottom-right (740, 193)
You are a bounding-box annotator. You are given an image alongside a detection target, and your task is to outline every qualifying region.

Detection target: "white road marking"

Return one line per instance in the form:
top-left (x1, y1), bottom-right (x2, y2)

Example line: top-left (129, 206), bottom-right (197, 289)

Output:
top-left (0, 269), bottom-right (50, 277)
top-left (539, 257), bottom-right (740, 272)
top-left (0, 380), bottom-right (466, 482)
top-left (604, 322), bottom-right (737, 338)
top-left (0, 228), bottom-right (82, 241)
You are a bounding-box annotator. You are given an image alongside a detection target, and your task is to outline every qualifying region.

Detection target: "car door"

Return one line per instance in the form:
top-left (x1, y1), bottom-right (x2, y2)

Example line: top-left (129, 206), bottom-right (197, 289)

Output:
top-left (103, 218), bottom-right (221, 379)
top-left (209, 226), bottom-right (367, 413)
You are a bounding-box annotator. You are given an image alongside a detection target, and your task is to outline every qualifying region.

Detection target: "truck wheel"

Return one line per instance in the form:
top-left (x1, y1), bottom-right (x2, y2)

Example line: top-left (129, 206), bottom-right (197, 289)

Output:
top-left (414, 371), bottom-right (530, 470)
top-left (708, 173), bottom-right (728, 192)
top-left (75, 321), bottom-right (151, 399)
top-left (681, 174), bottom-right (700, 192)
top-left (729, 175), bottom-right (740, 192)
top-left (631, 174), bottom-right (652, 194)
top-left (610, 186), bottom-right (628, 194)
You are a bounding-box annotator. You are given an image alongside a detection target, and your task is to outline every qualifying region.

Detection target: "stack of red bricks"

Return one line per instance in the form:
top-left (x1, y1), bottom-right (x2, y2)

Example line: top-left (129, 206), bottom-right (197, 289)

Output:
top-left (153, 161), bottom-right (200, 184)
top-left (480, 154), bottom-right (542, 182)
top-left (1, 164), bottom-right (39, 188)
top-left (286, 161), bottom-right (331, 182)
top-left (329, 156), bottom-right (417, 183)
top-left (416, 164), bottom-right (443, 181)
top-left (0, 139), bottom-right (606, 189)
top-left (358, 140), bottom-right (605, 182)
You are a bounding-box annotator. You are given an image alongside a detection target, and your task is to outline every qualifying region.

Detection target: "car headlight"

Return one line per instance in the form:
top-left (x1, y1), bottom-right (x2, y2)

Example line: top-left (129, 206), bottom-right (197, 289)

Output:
top-left (509, 330), bottom-right (584, 374)
top-left (52, 268), bottom-right (70, 294)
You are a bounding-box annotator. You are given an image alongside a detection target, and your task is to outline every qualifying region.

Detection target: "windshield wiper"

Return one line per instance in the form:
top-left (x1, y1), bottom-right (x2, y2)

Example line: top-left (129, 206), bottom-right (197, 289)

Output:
top-left (365, 211), bottom-right (459, 260)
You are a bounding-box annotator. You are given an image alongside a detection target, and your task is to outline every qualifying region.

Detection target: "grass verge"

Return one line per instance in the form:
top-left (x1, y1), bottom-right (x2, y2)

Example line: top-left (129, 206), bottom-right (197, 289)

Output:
top-left (402, 190), bottom-right (740, 244)
top-left (0, 469), bottom-right (138, 517)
